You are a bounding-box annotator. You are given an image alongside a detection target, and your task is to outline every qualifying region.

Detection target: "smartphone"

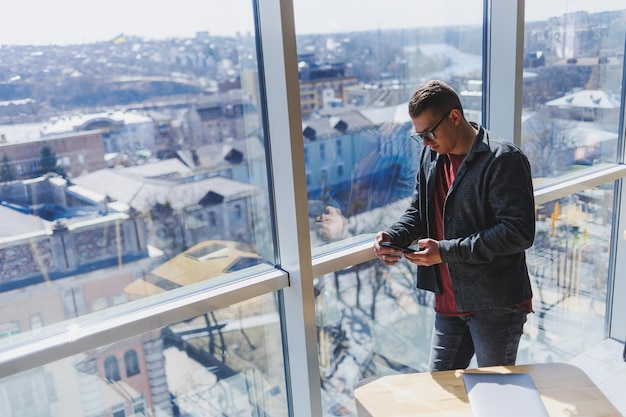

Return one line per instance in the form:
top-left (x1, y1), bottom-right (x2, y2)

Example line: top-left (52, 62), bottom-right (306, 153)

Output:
top-left (380, 241), bottom-right (418, 253)
top-left (308, 200), bottom-right (326, 218)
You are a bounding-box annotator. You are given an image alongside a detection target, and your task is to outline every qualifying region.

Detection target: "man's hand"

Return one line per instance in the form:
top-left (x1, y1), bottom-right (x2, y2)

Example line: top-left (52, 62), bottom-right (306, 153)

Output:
top-left (403, 238), bottom-right (442, 266)
top-left (373, 231), bottom-right (402, 265)
top-left (315, 206), bottom-right (347, 241)
top-left (374, 235), bottom-right (443, 267)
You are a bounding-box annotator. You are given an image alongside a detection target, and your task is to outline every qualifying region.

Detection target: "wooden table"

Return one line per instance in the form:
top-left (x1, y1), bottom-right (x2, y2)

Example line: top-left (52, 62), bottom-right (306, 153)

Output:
top-left (355, 363), bottom-right (621, 417)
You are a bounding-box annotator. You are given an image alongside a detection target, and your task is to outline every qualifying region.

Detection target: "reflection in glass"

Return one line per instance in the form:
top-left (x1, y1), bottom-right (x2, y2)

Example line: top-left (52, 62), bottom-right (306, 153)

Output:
top-left (293, 2), bottom-right (485, 249)
top-left (522, 4), bottom-right (626, 179)
top-left (0, 292), bottom-right (287, 417)
top-left (0, 0), bottom-right (273, 344)
top-left (520, 185), bottom-right (612, 363)
top-left (315, 261), bottom-right (434, 416)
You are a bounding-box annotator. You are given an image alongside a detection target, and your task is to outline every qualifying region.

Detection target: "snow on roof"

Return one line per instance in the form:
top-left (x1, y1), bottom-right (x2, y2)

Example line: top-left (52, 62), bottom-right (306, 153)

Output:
top-left (358, 102), bottom-right (413, 125)
top-left (0, 205), bottom-right (47, 239)
top-left (41, 110), bottom-right (153, 135)
top-left (123, 159), bottom-right (192, 178)
top-left (545, 89), bottom-right (620, 109)
top-left (72, 167), bottom-right (257, 212)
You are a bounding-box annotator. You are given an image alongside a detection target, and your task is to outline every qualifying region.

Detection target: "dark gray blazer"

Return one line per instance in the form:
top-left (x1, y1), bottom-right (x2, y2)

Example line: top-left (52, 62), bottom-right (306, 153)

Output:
top-left (386, 124), bottom-right (535, 312)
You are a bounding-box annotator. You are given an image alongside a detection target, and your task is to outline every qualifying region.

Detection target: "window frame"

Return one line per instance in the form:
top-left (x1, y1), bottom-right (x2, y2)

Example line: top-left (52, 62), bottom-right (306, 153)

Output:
top-left (0, 3), bottom-right (624, 417)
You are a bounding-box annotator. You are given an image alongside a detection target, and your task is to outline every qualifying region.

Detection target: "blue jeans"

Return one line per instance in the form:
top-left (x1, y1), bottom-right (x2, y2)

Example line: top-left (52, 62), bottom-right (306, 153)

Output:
top-left (428, 306), bottom-right (529, 371)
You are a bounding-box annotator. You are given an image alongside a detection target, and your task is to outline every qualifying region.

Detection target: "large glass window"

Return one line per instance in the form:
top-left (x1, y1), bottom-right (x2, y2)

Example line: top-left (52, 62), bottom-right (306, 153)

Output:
top-left (315, 261), bottom-right (433, 416)
top-left (0, 292), bottom-right (287, 417)
top-left (296, 2), bottom-right (626, 416)
top-left (292, 1), bottom-right (484, 415)
top-left (2, 2), bottom-right (626, 417)
top-left (0, 0), bottom-right (275, 343)
top-left (520, 183), bottom-right (614, 363)
top-left (522, 3), bottom-right (626, 178)
top-left (293, 0), bottom-right (484, 250)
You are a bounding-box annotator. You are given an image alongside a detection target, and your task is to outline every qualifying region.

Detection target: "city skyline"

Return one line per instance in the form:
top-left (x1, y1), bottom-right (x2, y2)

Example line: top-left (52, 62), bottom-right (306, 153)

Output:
top-left (0, 0), bottom-right (622, 46)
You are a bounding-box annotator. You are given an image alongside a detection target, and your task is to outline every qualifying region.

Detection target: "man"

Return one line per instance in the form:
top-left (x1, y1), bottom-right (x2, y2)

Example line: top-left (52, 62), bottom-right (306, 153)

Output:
top-left (373, 80), bottom-right (535, 371)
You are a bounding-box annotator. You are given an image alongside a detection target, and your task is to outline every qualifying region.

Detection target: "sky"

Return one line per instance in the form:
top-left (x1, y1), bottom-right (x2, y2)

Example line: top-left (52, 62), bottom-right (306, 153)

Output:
top-left (0, 0), bottom-right (623, 46)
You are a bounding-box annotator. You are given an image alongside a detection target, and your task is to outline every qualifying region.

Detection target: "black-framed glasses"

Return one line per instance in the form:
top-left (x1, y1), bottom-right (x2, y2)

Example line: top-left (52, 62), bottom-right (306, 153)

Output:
top-left (410, 108), bottom-right (455, 143)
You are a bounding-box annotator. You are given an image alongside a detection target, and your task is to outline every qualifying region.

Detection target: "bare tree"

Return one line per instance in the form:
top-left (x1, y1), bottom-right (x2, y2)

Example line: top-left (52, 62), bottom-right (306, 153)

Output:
top-left (521, 114), bottom-right (577, 178)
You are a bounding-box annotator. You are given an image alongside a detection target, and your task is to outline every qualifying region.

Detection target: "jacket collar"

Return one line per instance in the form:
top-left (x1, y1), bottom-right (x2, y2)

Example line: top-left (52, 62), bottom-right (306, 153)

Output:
top-left (462, 122), bottom-right (487, 163)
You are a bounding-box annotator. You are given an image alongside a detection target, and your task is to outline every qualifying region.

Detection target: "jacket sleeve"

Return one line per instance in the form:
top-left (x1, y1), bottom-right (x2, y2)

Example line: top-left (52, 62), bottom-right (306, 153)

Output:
top-left (439, 151), bottom-right (535, 264)
top-left (384, 148), bottom-right (429, 247)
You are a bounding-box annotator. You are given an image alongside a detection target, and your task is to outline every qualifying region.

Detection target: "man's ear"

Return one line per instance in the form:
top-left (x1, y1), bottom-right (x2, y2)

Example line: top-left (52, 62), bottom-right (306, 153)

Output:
top-left (450, 108), bottom-right (463, 125)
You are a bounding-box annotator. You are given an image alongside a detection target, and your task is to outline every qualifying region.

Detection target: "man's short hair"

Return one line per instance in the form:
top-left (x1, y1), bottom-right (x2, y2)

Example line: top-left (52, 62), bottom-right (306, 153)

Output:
top-left (408, 80), bottom-right (463, 119)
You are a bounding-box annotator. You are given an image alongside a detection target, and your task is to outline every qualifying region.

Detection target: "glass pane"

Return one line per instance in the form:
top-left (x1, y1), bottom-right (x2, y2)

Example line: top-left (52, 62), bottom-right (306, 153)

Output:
top-left (0, 292), bottom-right (288, 417)
top-left (314, 261), bottom-right (433, 416)
top-left (520, 184), bottom-right (613, 363)
top-left (0, 1), bottom-right (274, 340)
top-left (292, 0), bottom-right (484, 249)
top-left (522, 3), bottom-right (626, 179)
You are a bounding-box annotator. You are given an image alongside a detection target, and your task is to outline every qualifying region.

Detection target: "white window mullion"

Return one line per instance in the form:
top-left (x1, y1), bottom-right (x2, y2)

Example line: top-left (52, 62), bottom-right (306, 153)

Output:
top-left (255, 0), bottom-right (322, 416)
top-left (484, 0), bottom-right (525, 145)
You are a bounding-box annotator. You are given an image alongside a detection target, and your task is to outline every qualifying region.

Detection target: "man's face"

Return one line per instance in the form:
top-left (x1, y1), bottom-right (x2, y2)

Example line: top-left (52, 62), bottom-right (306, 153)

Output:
top-left (411, 109), bottom-right (459, 155)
